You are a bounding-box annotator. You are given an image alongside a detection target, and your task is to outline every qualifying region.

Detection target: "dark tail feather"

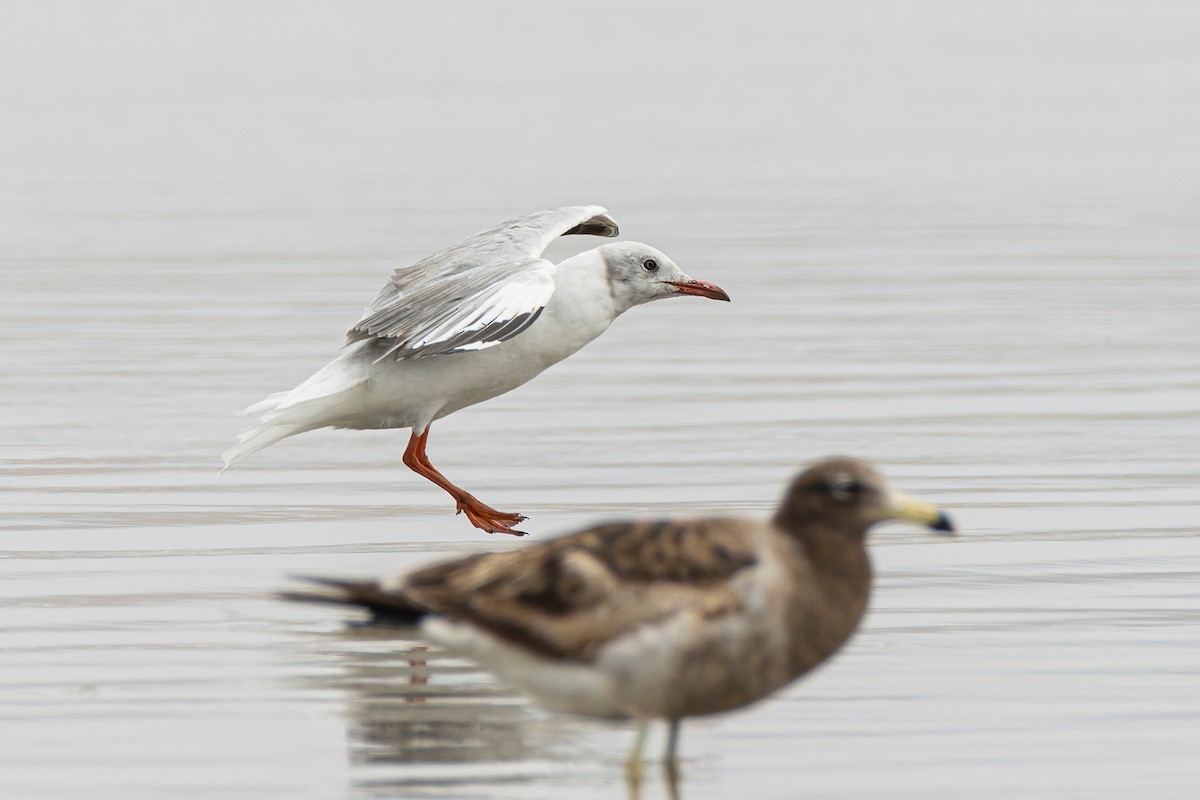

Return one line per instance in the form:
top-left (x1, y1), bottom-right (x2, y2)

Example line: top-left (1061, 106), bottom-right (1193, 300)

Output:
top-left (279, 575), bottom-right (429, 626)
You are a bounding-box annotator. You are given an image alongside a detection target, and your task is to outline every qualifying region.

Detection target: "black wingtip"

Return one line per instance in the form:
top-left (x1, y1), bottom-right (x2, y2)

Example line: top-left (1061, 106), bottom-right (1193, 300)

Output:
top-left (288, 574), bottom-right (358, 590)
top-left (565, 213), bottom-right (619, 238)
top-left (279, 575), bottom-right (429, 626)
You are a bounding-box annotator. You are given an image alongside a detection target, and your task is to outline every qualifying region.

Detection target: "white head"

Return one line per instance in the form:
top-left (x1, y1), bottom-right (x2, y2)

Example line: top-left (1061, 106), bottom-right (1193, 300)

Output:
top-left (595, 242), bottom-right (730, 313)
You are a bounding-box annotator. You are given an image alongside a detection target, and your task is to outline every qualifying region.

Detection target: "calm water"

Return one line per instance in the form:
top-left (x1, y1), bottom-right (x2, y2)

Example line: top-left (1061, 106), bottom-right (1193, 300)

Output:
top-left (2, 2), bottom-right (1199, 798)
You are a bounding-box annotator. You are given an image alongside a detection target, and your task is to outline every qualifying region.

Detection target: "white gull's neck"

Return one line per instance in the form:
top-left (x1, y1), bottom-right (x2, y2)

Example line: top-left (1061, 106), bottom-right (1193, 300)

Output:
top-left (456, 248), bottom-right (622, 382)
top-left (538, 249), bottom-right (623, 346)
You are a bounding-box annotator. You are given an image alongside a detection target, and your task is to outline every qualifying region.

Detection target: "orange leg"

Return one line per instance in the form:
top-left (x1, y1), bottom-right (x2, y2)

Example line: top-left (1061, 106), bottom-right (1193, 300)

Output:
top-left (406, 644), bottom-right (428, 704)
top-left (402, 427), bottom-right (527, 536)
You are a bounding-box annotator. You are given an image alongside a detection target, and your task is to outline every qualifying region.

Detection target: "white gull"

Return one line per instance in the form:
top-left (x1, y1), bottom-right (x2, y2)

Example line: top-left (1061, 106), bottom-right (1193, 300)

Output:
top-left (221, 206), bottom-right (729, 535)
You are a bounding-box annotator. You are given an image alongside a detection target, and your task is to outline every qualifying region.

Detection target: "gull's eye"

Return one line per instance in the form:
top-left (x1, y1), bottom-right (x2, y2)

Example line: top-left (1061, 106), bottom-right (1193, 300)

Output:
top-left (828, 475), bottom-right (862, 502)
top-left (642, 259), bottom-right (658, 272)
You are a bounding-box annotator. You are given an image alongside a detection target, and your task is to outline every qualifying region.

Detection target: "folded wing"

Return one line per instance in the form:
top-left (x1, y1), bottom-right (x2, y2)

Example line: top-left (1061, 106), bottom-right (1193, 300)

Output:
top-left (398, 516), bottom-right (760, 661)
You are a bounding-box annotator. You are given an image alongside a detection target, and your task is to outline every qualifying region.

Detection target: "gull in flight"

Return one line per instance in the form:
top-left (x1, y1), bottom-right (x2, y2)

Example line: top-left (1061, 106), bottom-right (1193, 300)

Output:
top-left (222, 206), bottom-right (729, 535)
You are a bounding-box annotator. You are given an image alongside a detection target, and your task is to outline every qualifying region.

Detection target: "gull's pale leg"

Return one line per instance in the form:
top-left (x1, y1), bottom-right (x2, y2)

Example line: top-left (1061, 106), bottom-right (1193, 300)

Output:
top-left (663, 719), bottom-right (682, 794)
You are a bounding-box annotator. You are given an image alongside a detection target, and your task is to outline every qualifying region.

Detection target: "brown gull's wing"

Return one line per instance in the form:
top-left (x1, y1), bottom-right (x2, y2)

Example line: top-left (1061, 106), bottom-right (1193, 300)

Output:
top-left (393, 515), bottom-right (760, 661)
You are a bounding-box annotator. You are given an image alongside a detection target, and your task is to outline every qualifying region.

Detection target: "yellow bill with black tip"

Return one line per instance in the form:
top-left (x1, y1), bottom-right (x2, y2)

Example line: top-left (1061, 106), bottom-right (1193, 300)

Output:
top-left (888, 493), bottom-right (956, 534)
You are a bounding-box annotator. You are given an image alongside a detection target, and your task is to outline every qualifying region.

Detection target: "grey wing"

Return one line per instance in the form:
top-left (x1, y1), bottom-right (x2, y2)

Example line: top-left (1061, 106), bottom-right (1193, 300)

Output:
top-left (349, 206), bottom-right (618, 360)
top-left (355, 259), bottom-right (556, 360)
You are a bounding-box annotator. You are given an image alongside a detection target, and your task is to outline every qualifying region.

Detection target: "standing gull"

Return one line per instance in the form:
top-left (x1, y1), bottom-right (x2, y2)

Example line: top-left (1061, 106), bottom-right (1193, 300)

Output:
top-left (283, 457), bottom-right (956, 783)
top-left (222, 206), bottom-right (729, 535)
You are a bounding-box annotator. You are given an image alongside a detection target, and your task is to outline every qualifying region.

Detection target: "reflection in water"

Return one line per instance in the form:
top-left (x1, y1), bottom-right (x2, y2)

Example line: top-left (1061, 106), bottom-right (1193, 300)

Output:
top-left (336, 626), bottom-right (553, 762)
top-left (297, 623), bottom-right (634, 797)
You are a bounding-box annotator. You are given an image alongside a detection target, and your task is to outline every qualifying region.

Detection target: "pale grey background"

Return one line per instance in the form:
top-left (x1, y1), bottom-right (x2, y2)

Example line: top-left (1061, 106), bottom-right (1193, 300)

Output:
top-left (1, 2), bottom-right (1198, 798)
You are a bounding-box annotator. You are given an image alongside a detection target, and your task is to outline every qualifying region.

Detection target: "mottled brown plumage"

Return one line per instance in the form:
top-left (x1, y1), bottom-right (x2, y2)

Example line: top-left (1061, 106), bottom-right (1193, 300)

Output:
top-left (284, 457), bottom-right (955, 778)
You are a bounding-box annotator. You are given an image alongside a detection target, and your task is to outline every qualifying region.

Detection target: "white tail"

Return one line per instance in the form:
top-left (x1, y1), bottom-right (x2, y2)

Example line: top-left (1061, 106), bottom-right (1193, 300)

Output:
top-left (221, 343), bottom-right (372, 469)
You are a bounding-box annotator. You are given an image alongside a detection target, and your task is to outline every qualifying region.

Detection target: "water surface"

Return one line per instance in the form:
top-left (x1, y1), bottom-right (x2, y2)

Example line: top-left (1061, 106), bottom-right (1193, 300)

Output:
top-left (2, 2), bottom-right (1199, 798)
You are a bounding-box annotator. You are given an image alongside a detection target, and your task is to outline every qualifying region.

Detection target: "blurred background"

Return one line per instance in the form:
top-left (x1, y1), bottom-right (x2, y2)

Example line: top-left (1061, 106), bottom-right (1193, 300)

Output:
top-left (1, 2), bottom-right (1198, 798)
